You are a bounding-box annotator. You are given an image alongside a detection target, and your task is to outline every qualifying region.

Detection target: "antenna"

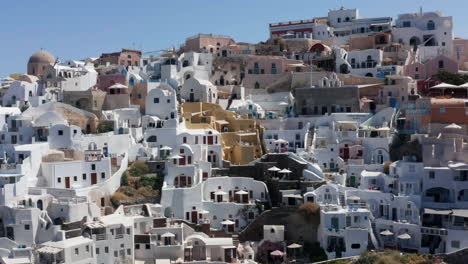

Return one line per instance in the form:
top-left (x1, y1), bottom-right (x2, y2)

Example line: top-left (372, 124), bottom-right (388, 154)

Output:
top-left (420, 6), bottom-right (423, 16)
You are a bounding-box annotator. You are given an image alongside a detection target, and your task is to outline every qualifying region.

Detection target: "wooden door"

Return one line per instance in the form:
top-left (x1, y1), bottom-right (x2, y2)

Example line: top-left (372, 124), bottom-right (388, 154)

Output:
top-left (65, 177), bottom-right (70, 189)
top-left (191, 211), bottom-right (198, 224)
top-left (91, 173), bottom-right (97, 185)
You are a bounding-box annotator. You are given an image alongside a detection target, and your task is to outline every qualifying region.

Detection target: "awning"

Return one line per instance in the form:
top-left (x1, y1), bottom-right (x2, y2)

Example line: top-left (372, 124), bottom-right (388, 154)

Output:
top-left (37, 246), bottom-right (62, 254)
top-left (235, 190), bottom-right (248, 195)
top-left (215, 120), bottom-right (230, 125)
top-left (347, 196), bottom-right (361, 200)
top-left (283, 194), bottom-right (302, 199)
top-left (215, 190), bottom-right (227, 195)
top-left (423, 208), bottom-right (452, 216)
top-left (168, 155), bottom-right (183, 159)
top-left (430, 82), bottom-right (458, 89)
top-left (452, 209), bottom-right (468, 218)
top-left (279, 169), bottom-right (292, 174)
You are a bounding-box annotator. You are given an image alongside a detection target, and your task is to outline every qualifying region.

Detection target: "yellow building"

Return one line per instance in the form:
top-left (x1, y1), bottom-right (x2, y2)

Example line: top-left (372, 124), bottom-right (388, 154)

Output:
top-left (181, 102), bottom-right (267, 165)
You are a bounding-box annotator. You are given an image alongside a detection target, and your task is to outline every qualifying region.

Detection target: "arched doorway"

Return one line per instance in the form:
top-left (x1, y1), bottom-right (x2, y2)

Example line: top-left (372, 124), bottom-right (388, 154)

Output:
top-left (409, 37), bottom-right (421, 51)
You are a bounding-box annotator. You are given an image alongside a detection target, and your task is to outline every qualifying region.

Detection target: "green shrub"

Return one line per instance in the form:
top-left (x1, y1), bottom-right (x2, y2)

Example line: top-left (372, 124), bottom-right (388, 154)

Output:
top-left (129, 161), bottom-right (149, 177)
top-left (140, 175), bottom-right (157, 189)
top-left (97, 121), bottom-right (114, 133)
top-left (120, 172), bottom-right (128, 186)
top-left (297, 202), bottom-right (320, 223)
top-left (120, 186), bottom-right (137, 197)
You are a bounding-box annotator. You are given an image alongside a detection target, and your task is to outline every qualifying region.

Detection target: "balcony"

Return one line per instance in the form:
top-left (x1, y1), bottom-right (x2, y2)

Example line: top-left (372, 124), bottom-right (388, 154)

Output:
top-left (421, 226), bottom-right (448, 236)
top-left (94, 234), bottom-right (107, 241)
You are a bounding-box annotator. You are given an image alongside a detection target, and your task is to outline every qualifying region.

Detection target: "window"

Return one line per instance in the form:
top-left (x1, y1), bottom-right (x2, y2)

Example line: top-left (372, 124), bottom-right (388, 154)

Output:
top-left (271, 63), bottom-right (277, 74)
top-left (145, 244), bottom-right (150, 250)
top-left (153, 98), bottom-right (159, 103)
top-left (105, 247), bottom-right (109, 253)
top-left (57, 177), bottom-right (61, 183)
top-left (403, 21), bottom-right (411, 27)
top-left (439, 107), bottom-right (446, 114)
top-left (96, 248), bottom-right (100, 254)
top-left (82, 174), bottom-right (86, 180)
top-left (427, 20), bottom-right (435, 30)
top-left (25, 224), bottom-right (30, 230)
top-left (74, 176), bottom-right (77, 181)
top-left (58, 130), bottom-right (63, 136)
top-left (86, 245), bottom-right (89, 252)
top-left (101, 172), bottom-right (105, 179)
top-left (354, 216), bottom-right (360, 223)
top-left (337, 18), bottom-right (341, 23)
top-left (75, 248), bottom-right (79, 255)
top-left (127, 249), bottom-right (131, 255)
top-left (451, 240), bottom-right (460, 249)
top-left (135, 244), bottom-right (140, 249)
top-left (91, 164), bottom-right (96, 170)
top-left (429, 171), bottom-right (435, 179)
top-left (351, 243), bottom-right (361, 249)
top-left (114, 251), bottom-right (118, 257)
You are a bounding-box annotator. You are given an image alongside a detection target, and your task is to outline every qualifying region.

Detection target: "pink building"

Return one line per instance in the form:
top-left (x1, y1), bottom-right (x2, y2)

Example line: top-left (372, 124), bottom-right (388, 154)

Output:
top-left (97, 73), bottom-right (127, 92)
top-left (242, 55), bottom-right (304, 89)
top-left (453, 39), bottom-right (468, 71)
top-left (404, 55), bottom-right (458, 80)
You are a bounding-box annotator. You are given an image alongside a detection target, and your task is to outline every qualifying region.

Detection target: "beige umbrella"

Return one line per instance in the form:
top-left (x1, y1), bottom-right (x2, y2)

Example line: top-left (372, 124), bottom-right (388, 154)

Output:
top-left (287, 243), bottom-right (302, 249)
top-left (380, 230), bottom-right (393, 236)
top-left (268, 166), bottom-right (281, 172)
top-left (270, 250), bottom-right (285, 257)
top-left (287, 243), bottom-right (302, 259)
top-left (221, 219), bottom-right (235, 225)
top-left (397, 233), bottom-right (411, 240)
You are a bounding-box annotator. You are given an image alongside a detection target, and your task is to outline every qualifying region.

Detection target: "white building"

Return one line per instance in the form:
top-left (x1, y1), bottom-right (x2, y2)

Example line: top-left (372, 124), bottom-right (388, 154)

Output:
top-left (393, 11), bottom-right (454, 62)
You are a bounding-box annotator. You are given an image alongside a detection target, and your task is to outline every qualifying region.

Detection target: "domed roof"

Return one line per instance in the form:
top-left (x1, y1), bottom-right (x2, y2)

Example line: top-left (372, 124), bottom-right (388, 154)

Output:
top-left (28, 50), bottom-right (55, 64)
top-left (34, 111), bottom-right (67, 127)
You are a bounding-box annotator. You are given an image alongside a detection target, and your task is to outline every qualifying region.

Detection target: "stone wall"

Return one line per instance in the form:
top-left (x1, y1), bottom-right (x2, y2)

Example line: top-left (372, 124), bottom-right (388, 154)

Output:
top-left (439, 247), bottom-right (468, 264)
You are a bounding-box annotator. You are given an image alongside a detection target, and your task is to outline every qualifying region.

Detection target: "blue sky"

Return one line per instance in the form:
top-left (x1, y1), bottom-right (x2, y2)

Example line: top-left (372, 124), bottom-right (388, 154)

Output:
top-left (1, 0), bottom-right (468, 77)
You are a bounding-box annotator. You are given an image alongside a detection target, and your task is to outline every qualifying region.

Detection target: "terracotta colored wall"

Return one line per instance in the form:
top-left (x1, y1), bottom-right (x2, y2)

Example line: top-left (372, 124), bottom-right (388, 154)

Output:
top-left (97, 74), bottom-right (126, 92)
top-left (430, 99), bottom-right (468, 124)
